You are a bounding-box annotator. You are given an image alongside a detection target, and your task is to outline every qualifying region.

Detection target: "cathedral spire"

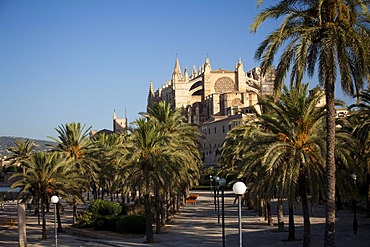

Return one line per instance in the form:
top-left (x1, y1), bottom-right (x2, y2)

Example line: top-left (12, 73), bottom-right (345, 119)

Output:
top-left (147, 81), bottom-right (155, 107)
top-left (149, 80), bottom-right (154, 95)
top-left (205, 54), bottom-right (210, 65)
top-left (204, 55), bottom-right (211, 72)
top-left (236, 57), bottom-right (244, 72)
top-left (192, 65), bottom-right (197, 77)
top-left (184, 67), bottom-right (189, 81)
top-left (113, 109), bottom-right (117, 120)
top-left (172, 55), bottom-right (183, 81)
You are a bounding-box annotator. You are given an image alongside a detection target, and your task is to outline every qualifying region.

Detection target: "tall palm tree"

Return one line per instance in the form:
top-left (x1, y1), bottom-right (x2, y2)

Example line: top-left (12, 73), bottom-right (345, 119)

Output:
top-left (10, 152), bottom-right (69, 239)
top-left (350, 89), bottom-right (370, 216)
top-left (251, 1), bottom-right (370, 245)
top-left (124, 106), bottom-right (202, 243)
top-left (91, 132), bottom-right (128, 201)
top-left (6, 139), bottom-right (38, 174)
top-left (143, 101), bottom-right (203, 232)
top-left (48, 122), bottom-right (97, 224)
top-left (123, 118), bottom-right (175, 243)
top-left (221, 84), bottom-right (327, 245)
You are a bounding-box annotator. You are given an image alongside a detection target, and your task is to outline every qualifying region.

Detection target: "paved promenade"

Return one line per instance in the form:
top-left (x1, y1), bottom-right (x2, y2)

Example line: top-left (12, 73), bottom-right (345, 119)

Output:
top-left (1, 190), bottom-right (370, 246)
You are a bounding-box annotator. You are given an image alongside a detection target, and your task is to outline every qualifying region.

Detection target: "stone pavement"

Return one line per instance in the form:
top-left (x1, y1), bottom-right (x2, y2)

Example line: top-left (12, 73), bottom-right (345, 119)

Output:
top-left (1, 190), bottom-right (370, 246)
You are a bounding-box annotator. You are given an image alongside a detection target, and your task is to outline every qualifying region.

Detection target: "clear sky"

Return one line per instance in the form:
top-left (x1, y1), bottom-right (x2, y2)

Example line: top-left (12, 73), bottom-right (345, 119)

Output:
top-left (0, 0), bottom-right (355, 140)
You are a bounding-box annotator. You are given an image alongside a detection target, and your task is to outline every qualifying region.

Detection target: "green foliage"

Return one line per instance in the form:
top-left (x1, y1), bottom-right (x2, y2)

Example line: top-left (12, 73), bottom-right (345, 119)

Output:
top-left (77, 210), bottom-right (94, 227)
top-left (94, 215), bottom-right (118, 231)
top-left (116, 215), bottom-right (145, 234)
top-left (77, 199), bottom-right (125, 231)
top-left (89, 199), bottom-right (122, 216)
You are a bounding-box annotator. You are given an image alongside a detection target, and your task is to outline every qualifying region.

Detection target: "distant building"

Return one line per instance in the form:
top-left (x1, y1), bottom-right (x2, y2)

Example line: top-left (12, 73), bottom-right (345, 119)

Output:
top-left (148, 56), bottom-right (275, 167)
top-left (309, 88), bottom-right (349, 118)
top-left (90, 110), bottom-right (127, 139)
top-left (113, 110), bottom-right (128, 132)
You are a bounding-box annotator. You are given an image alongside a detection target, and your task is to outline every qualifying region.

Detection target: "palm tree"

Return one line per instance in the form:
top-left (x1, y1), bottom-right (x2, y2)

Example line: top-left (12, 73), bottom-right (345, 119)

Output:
top-left (48, 122), bottom-right (97, 224)
top-left (6, 139), bottom-right (38, 174)
top-left (91, 132), bottom-right (128, 201)
top-left (124, 104), bottom-right (203, 243)
top-left (334, 115), bottom-right (362, 210)
top-left (350, 89), bottom-right (370, 216)
top-left (123, 118), bottom-right (174, 243)
top-left (143, 101), bottom-right (202, 228)
top-left (251, 1), bottom-right (370, 245)
top-left (143, 101), bottom-right (203, 231)
top-left (221, 84), bottom-right (327, 245)
top-left (10, 152), bottom-right (69, 239)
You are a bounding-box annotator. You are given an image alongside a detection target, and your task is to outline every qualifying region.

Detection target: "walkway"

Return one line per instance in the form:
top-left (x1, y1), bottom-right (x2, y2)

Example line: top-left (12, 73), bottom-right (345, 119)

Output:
top-left (1, 190), bottom-right (370, 246)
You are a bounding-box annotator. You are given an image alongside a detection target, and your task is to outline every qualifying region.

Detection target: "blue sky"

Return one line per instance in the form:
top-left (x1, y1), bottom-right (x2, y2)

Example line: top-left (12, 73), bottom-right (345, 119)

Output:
top-left (0, 0), bottom-right (355, 140)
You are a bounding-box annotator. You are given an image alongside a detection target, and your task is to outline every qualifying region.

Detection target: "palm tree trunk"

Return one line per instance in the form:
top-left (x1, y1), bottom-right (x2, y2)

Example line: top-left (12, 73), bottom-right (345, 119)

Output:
top-left (367, 168), bottom-right (370, 217)
top-left (336, 185), bottom-right (342, 211)
top-left (41, 195), bottom-right (47, 240)
top-left (277, 199), bottom-right (284, 231)
top-left (259, 198), bottom-right (264, 217)
top-left (176, 191), bottom-right (180, 212)
top-left (72, 198), bottom-right (78, 225)
top-left (299, 171), bottom-right (311, 247)
top-left (160, 193), bottom-right (166, 227)
top-left (288, 201), bottom-right (296, 241)
top-left (155, 188), bottom-right (161, 234)
top-left (57, 202), bottom-right (63, 232)
top-left (171, 192), bottom-right (175, 214)
top-left (267, 201), bottom-right (273, 226)
top-left (324, 79), bottom-right (336, 247)
top-left (165, 192), bottom-right (170, 222)
top-left (144, 193), bottom-right (154, 243)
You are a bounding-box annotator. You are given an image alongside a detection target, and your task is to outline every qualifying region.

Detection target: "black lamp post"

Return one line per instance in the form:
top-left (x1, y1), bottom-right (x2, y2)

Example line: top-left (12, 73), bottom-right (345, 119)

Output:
top-left (213, 176), bottom-right (217, 211)
top-left (209, 175), bottom-right (213, 194)
top-left (214, 176), bottom-right (220, 223)
top-left (51, 195), bottom-right (59, 247)
top-left (218, 178), bottom-right (227, 247)
top-left (351, 173), bottom-right (358, 234)
top-left (233, 181), bottom-right (247, 247)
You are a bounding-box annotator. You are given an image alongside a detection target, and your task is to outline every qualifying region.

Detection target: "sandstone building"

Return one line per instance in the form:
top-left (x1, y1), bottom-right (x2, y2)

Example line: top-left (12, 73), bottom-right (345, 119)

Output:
top-left (90, 110), bottom-right (127, 138)
top-left (147, 56), bottom-right (275, 167)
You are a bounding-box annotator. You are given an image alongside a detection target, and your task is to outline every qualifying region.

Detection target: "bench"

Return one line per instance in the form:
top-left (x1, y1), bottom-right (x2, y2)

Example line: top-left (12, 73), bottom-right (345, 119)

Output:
top-left (186, 194), bottom-right (199, 205)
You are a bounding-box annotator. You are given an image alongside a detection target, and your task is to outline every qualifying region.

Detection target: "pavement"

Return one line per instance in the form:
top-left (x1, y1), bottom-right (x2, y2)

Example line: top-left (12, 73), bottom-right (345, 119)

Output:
top-left (1, 190), bottom-right (370, 246)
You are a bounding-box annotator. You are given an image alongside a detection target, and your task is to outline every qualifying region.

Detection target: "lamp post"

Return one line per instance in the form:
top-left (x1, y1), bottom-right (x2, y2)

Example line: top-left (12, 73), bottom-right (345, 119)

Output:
top-left (351, 173), bottom-right (358, 234)
top-left (213, 176), bottom-right (217, 211)
top-left (213, 176), bottom-right (220, 211)
top-left (214, 176), bottom-right (220, 221)
top-left (51, 195), bottom-right (59, 247)
top-left (209, 175), bottom-right (213, 194)
top-left (218, 178), bottom-right (227, 247)
top-left (233, 181), bottom-right (246, 247)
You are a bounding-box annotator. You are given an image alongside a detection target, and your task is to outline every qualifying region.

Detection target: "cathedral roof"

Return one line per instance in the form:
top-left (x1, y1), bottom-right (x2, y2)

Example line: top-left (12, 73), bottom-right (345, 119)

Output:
top-left (211, 69), bottom-right (233, 73)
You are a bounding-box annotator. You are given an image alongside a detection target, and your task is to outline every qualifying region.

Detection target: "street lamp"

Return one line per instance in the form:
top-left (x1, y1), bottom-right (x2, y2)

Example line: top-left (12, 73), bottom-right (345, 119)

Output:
top-left (233, 181), bottom-right (246, 247)
top-left (214, 176), bottom-right (220, 221)
top-left (213, 176), bottom-right (220, 211)
top-left (351, 173), bottom-right (358, 234)
top-left (51, 195), bottom-right (59, 247)
top-left (209, 175), bottom-right (213, 194)
top-left (218, 178), bottom-right (227, 247)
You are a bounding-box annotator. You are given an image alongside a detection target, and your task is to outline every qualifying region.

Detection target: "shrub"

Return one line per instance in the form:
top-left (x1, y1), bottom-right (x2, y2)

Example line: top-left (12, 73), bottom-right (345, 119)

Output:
top-left (89, 199), bottom-right (122, 216)
top-left (94, 215), bottom-right (119, 231)
top-left (116, 215), bottom-right (145, 234)
top-left (120, 202), bottom-right (129, 216)
top-left (77, 210), bottom-right (94, 227)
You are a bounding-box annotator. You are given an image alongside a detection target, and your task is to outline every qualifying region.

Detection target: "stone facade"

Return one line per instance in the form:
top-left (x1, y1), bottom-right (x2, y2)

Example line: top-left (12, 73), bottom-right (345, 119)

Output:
top-left (148, 56), bottom-right (275, 124)
top-left (113, 110), bottom-right (127, 132)
top-left (148, 56), bottom-right (275, 167)
top-left (90, 110), bottom-right (127, 139)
